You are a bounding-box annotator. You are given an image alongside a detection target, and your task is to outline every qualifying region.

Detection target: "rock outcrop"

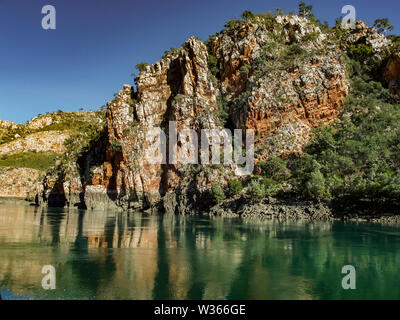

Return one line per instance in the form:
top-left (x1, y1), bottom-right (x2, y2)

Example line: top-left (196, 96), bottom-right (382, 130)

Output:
top-left (36, 15), bottom-right (353, 211)
top-left (0, 168), bottom-right (42, 199)
top-left (341, 20), bottom-right (392, 56)
top-left (384, 51), bottom-right (400, 96)
top-left (40, 39), bottom-right (230, 211)
top-left (211, 15), bottom-right (349, 160)
top-left (0, 111), bottom-right (104, 199)
top-left (0, 131), bottom-right (70, 155)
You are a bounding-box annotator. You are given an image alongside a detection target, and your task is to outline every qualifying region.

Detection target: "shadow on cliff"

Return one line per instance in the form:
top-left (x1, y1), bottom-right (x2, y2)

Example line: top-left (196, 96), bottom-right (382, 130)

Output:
top-left (158, 57), bottom-right (182, 199)
top-left (47, 172), bottom-right (67, 207)
top-left (75, 128), bottom-right (108, 209)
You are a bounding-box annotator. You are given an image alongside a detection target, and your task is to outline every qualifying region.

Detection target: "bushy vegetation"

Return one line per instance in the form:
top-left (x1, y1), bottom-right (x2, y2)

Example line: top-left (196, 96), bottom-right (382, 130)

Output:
top-left (259, 156), bottom-right (290, 182)
top-left (136, 62), bottom-right (149, 72)
top-left (247, 178), bottom-right (282, 199)
top-left (207, 5), bottom-right (400, 208)
top-left (109, 140), bottom-right (122, 152)
top-left (232, 56), bottom-right (400, 206)
top-left (347, 44), bottom-right (374, 63)
top-left (247, 179), bottom-right (265, 198)
top-left (0, 125), bottom-right (27, 145)
top-left (228, 179), bottom-right (243, 196)
top-left (212, 183), bottom-right (226, 204)
top-left (374, 18), bottom-right (394, 35)
top-left (208, 54), bottom-right (219, 77)
top-left (63, 120), bottom-right (106, 162)
top-left (232, 91), bottom-right (251, 112)
top-left (285, 59), bottom-right (400, 204)
top-left (302, 32), bottom-right (319, 42)
top-left (215, 92), bottom-right (230, 126)
top-left (0, 151), bottom-right (59, 171)
top-left (0, 110), bottom-right (106, 146)
top-left (240, 64), bottom-right (251, 75)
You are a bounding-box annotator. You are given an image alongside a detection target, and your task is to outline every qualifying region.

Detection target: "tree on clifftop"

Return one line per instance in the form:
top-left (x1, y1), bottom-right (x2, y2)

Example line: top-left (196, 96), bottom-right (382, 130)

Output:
top-left (374, 18), bottom-right (394, 35)
top-left (298, 1), bottom-right (313, 19)
top-left (135, 62), bottom-right (149, 72)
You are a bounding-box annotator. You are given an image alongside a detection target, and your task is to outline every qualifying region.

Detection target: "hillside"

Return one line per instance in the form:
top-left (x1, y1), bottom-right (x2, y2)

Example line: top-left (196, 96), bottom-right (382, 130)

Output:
top-left (2, 5), bottom-right (400, 219)
top-left (0, 111), bottom-right (105, 200)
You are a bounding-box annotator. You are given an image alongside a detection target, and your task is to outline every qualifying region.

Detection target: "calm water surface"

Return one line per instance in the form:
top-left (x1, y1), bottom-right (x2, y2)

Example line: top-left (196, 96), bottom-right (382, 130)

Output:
top-left (1, 204), bottom-right (400, 300)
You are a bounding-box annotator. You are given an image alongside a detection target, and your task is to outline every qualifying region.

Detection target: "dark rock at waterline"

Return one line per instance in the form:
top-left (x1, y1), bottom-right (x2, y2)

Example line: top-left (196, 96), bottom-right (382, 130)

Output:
top-left (209, 197), bottom-right (334, 221)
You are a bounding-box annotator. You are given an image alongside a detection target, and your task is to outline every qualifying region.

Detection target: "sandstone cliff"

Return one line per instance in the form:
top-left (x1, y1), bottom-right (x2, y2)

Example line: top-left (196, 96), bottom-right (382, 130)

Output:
top-left (9, 14), bottom-right (398, 212)
top-left (0, 111), bottom-right (104, 199)
top-left (384, 51), bottom-right (400, 96)
top-left (36, 14), bottom-right (355, 212)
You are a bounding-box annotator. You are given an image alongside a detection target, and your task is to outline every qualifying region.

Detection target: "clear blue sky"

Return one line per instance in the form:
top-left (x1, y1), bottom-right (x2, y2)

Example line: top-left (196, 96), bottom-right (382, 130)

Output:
top-left (1, 0), bottom-right (399, 124)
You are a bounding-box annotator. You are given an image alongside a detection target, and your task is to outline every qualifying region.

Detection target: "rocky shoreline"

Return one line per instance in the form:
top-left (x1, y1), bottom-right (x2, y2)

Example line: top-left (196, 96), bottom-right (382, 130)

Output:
top-left (208, 197), bottom-right (400, 224)
top-left (2, 194), bottom-right (400, 225)
top-left (209, 198), bottom-right (334, 221)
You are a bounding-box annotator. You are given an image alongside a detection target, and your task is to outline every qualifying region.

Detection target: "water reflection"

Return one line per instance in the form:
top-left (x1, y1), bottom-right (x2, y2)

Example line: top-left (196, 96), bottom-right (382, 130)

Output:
top-left (0, 204), bottom-right (400, 299)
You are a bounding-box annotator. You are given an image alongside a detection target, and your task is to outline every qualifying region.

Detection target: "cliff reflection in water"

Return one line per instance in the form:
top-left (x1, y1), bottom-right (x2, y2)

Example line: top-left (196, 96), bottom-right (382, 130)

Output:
top-left (1, 204), bottom-right (400, 300)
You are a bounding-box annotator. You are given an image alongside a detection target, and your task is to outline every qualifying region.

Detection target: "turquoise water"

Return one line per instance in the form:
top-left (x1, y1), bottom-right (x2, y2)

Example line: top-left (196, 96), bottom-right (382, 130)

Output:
top-left (0, 204), bottom-right (400, 300)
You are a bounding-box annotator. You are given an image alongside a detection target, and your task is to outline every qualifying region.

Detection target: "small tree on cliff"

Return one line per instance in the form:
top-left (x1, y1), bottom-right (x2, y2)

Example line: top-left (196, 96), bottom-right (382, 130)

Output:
top-left (303, 160), bottom-right (330, 201)
top-left (212, 183), bottom-right (226, 204)
top-left (241, 10), bottom-right (255, 22)
top-left (298, 1), bottom-right (319, 25)
top-left (298, 2), bottom-right (312, 17)
top-left (136, 62), bottom-right (149, 73)
top-left (373, 18), bottom-right (394, 35)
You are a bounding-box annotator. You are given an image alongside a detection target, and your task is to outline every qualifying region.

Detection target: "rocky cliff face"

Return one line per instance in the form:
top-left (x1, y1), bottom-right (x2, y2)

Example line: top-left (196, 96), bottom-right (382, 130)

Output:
top-left (212, 15), bottom-right (349, 160)
top-left (40, 39), bottom-right (228, 212)
top-left (0, 168), bottom-right (42, 199)
top-left (35, 14), bottom-right (397, 212)
top-left (384, 51), bottom-right (400, 96)
top-left (341, 20), bottom-right (392, 56)
top-left (0, 131), bottom-right (70, 155)
top-left (0, 111), bottom-right (104, 200)
top-left (35, 15), bottom-right (353, 211)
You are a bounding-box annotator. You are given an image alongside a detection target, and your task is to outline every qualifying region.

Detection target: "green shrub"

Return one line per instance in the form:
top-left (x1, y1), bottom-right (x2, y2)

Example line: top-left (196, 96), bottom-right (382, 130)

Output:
top-left (262, 178), bottom-right (282, 197)
top-left (302, 32), bottom-right (319, 42)
top-left (208, 54), bottom-right (219, 77)
top-left (283, 44), bottom-right (306, 59)
top-left (216, 93), bottom-right (229, 126)
top-left (303, 160), bottom-right (330, 201)
top-left (212, 183), bottom-right (226, 204)
top-left (240, 64), bottom-right (251, 75)
top-left (224, 20), bottom-right (241, 30)
top-left (247, 179), bottom-right (265, 198)
top-left (262, 41), bottom-right (278, 53)
top-left (232, 91), bottom-right (251, 112)
top-left (228, 179), bottom-right (243, 196)
top-left (259, 157), bottom-right (290, 182)
top-left (109, 140), bottom-right (122, 152)
top-left (241, 10), bottom-right (256, 22)
top-left (257, 11), bottom-right (277, 30)
top-left (136, 62), bottom-right (149, 72)
top-left (205, 35), bottom-right (217, 53)
top-left (373, 18), bottom-right (394, 35)
top-left (348, 44), bottom-right (373, 62)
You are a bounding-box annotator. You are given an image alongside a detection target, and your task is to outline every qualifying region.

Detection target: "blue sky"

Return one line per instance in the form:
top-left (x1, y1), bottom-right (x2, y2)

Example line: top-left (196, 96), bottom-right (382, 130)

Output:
top-left (1, 0), bottom-right (399, 124)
